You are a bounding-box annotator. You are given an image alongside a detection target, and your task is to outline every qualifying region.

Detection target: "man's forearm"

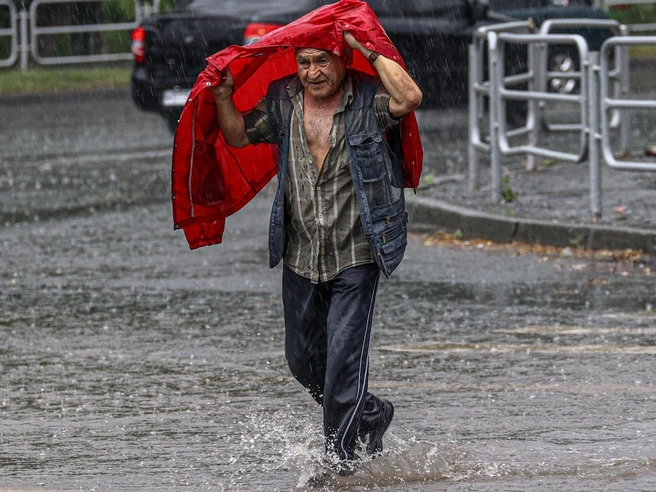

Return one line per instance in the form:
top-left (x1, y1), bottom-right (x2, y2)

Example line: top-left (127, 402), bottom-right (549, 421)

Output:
top-left (212, 94), bottom-right (250, 148)
top-left (369, 54), bottom-right (422, 115)
top-left (343, 32), bottom-right (422, 117)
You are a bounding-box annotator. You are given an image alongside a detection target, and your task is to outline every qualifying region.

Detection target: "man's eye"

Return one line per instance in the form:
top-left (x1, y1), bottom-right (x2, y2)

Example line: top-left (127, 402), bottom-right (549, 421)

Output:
top-left (298, 61), bottom-right (310, 69)
top-left (319, 58), bottom-right (329, 67)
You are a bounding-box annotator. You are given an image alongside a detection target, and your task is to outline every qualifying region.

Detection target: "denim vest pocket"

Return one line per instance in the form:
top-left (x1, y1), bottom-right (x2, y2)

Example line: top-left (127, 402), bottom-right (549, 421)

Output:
top-left (349, 132), bottom-right (382, 155)
top-left (372, 207), bottom-right (406, 249)
top-left (349, 132), bottom-right (388, 206)
top-left (381, 217), bottom-right (407, 256)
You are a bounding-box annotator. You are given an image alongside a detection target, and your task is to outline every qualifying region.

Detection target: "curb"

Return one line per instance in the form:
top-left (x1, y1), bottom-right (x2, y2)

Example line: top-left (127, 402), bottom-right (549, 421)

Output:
top-left (0, 86), bottom-right (131, 106)
top-left (406, 195), bottom-right (656, 255)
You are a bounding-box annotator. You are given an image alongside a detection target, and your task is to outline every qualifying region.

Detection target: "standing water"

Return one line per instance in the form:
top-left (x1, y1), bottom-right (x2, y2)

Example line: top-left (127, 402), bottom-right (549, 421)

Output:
top-left (1, 94), bottom-right (655, 491)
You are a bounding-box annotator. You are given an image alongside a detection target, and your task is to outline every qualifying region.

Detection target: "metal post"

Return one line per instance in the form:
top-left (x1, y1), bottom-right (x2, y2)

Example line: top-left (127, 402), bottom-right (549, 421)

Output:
top-left (588, 51), bottom-right (602, 219)
top-left (468, 43), bottom-right (479, 191)
top-left (141, 2), bottom-right (152, 21)
top-left (488, 32), bottom-right (502, 203)
top-left (526, 42), bottom-right (539, 171)
top-left (619, 25), bottom-right (631, 156)
top-left (19, 8), bottom-right (28, 71)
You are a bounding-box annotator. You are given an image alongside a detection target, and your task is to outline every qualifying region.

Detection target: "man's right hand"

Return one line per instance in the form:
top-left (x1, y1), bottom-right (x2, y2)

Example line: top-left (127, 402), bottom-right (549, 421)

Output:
top-left (209, 69), bottom-right (234, 101)
top-left (208, 67), bottom-right (250, 148)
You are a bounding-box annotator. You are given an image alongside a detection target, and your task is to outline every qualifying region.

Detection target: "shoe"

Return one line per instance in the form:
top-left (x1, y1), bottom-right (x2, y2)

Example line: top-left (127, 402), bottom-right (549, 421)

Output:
top-left (322, 459), bottom-right (357, 477)
top-left (335, 460), bottom-right (357, 476)
top-left (363, 399), bottom-right (394, 456)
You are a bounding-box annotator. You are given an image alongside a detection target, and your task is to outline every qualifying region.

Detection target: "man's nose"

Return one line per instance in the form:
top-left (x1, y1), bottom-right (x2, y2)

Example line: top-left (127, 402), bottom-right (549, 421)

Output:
top-left (308, 63), bottom-right (322, 77)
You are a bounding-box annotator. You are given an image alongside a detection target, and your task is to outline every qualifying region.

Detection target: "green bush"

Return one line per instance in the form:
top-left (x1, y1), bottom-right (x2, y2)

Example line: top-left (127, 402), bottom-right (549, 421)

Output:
top-left (0, 65), bottom-right (131, 92)
top-left (607, 3), bottom-right (656, 33)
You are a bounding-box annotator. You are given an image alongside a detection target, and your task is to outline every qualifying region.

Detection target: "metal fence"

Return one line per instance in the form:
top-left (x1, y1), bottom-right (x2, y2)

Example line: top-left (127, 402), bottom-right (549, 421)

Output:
top-left (0, 0), bottom-right (158, 71)
top-left (0, 0), bottom-right (18, 67)
top-left (468, 20), bottom-right (656, 219)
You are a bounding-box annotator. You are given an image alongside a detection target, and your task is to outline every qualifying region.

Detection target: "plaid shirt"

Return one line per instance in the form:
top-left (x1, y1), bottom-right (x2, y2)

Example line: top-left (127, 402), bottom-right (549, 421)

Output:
top-left (244, 72), bottom-right (399, 283)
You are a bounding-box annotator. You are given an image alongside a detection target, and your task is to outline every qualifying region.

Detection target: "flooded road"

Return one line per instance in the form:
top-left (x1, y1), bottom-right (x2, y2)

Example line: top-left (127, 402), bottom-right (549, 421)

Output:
top-left (1, 94), bottom-right (655, 491)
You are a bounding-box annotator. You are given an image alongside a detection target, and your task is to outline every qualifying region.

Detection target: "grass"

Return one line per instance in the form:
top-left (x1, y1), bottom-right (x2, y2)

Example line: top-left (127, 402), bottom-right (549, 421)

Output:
top-left (629, 45), bottom-right (656, 59)
top-left (0, 65), bottom-right (131, 94)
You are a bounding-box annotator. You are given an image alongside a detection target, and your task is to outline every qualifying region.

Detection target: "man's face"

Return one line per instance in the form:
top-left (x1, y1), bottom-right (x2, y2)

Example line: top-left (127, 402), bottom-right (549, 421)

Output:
top-left (295, 48), bottom-right (347, 100)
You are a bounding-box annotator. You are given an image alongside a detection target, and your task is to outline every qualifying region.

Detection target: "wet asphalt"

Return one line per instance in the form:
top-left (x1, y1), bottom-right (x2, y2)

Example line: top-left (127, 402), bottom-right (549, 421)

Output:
top-left (1, 93), bottom-right (655, 491)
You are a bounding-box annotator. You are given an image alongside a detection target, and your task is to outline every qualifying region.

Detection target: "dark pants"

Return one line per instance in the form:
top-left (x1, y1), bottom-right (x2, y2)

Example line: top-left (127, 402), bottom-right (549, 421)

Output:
top-left (282, 263), bottom-right (387, 461)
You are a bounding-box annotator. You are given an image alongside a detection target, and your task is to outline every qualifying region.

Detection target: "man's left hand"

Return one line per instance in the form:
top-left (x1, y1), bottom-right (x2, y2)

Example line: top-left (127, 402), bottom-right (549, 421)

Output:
top-left (344, 31), bottom-right (365, 54)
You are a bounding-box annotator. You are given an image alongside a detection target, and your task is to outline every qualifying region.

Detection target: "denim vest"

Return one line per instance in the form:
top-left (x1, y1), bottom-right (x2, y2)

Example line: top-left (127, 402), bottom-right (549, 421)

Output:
top-left (265, 71), bottom-right (407, 279)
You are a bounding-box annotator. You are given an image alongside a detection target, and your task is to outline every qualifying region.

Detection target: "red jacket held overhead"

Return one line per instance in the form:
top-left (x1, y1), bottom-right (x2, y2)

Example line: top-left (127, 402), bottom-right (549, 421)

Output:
top-left (171, 0), bottom-right (423, 250)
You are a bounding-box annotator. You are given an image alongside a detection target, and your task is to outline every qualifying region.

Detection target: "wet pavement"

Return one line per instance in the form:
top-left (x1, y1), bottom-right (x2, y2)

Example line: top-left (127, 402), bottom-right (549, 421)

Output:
top-left (1, 90), bottom-right (656, 491)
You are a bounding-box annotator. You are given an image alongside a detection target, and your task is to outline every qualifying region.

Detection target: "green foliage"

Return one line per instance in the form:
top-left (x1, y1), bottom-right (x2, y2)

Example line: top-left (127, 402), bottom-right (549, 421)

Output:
top-left (422, 173), bottom-right (435, 186)
top-left (569, 234), bottom-right (585, 251)
top-left (0, 65), bottom-right (130, 93)
top-left (502, 176), bottom-right (516, 203)
top-left (607, 3), bottom-right (656, 31)
top-left (454, 229), bottom-right (464, 241)
top-left (159, 0), bottom-right (179, 13)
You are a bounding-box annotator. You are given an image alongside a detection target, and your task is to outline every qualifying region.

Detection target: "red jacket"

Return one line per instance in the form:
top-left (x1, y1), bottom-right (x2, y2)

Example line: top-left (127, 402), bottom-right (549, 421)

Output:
top-left (172, 0), bottom-right (423, 249)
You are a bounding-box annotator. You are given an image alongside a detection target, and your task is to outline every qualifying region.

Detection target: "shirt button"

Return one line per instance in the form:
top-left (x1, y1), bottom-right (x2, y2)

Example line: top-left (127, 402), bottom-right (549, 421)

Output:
top-left (316, 186), bottom-right (320, 191)
top-left (317, 213), bottom-right (323, 219)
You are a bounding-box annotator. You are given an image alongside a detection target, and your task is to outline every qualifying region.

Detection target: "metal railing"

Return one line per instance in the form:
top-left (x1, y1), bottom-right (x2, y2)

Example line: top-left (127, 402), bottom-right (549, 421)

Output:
top-left (495, 32), bottom-right (590, 161)
top-left (29, 0), bottom-right (145, 66)
top-left (1, 0), bottom-right (158, 71)
top-left (469, 20), bottom-right (656, 218)
top-left (468, 20), bottom-right (532, 194)
top-left (470, 21), bottom-right (595, 201)
top-left (538, 18), bottom-right (631, 153)
top-left (0, 0), bottom-right (18, 67)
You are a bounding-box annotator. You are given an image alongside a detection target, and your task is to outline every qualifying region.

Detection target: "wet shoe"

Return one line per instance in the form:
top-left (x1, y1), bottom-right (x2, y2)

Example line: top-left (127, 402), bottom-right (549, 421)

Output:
top-left (334, 460), bottom-right (357, 476)
top-left (322, 458), bottom-right (357, 477)
top-left (364, 399), bottom-right (394, 456)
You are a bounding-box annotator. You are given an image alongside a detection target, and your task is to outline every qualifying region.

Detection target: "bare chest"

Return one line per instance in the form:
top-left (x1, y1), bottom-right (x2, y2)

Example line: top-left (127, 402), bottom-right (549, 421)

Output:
top-left (303, 105), bottom-right (336, 172)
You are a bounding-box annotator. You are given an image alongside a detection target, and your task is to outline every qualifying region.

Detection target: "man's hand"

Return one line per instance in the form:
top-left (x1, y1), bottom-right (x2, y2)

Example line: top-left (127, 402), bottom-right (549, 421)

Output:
top-left (207, 68), bottom-right (249, 148)
top-left (208, 68), bottom-right (234, 102)
top-left (343, 31), bottom-right (422, 118)
top-left (344, 31), bottom-right (375, 61)
top-left (344, 31), bottom-right (365, 54)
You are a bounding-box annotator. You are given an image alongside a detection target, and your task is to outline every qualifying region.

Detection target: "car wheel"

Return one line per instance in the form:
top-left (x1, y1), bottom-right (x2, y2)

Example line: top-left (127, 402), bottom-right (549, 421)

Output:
top-left (548, 48), bottom-right (579, 94)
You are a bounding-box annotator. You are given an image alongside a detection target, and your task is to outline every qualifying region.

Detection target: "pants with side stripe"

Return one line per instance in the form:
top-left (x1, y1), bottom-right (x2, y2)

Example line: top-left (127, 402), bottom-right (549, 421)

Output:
top-left (282, 263), bottom-right (387, 461)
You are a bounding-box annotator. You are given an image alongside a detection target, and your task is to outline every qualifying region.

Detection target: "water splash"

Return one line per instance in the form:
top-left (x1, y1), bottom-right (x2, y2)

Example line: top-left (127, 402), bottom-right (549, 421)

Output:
top-left (219, 409), bottom-right (452, 489)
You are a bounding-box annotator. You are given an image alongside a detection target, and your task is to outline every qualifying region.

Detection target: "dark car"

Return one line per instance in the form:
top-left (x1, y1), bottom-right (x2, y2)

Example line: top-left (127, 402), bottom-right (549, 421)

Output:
top-left (130, 0), bottom-right (611, 131)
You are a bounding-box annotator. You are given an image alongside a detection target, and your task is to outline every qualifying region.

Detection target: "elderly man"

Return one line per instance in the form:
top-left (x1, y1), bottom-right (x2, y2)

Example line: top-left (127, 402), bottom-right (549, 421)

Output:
top-left (209, 30), bottom-right (422, 474)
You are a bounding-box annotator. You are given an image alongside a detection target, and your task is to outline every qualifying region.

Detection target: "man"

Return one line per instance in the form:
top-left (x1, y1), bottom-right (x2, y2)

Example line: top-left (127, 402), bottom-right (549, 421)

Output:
top-left (209, 31), bottom-right (422, 474)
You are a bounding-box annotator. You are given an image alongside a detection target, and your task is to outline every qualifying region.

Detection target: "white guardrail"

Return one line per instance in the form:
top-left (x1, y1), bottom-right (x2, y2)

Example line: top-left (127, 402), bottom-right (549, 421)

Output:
top-left (0, 0), bottom-right (18, 67)
top-left (0, 0), bottom-right (158, 71)
top-left (468, 20), bottom-right (656, 219)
